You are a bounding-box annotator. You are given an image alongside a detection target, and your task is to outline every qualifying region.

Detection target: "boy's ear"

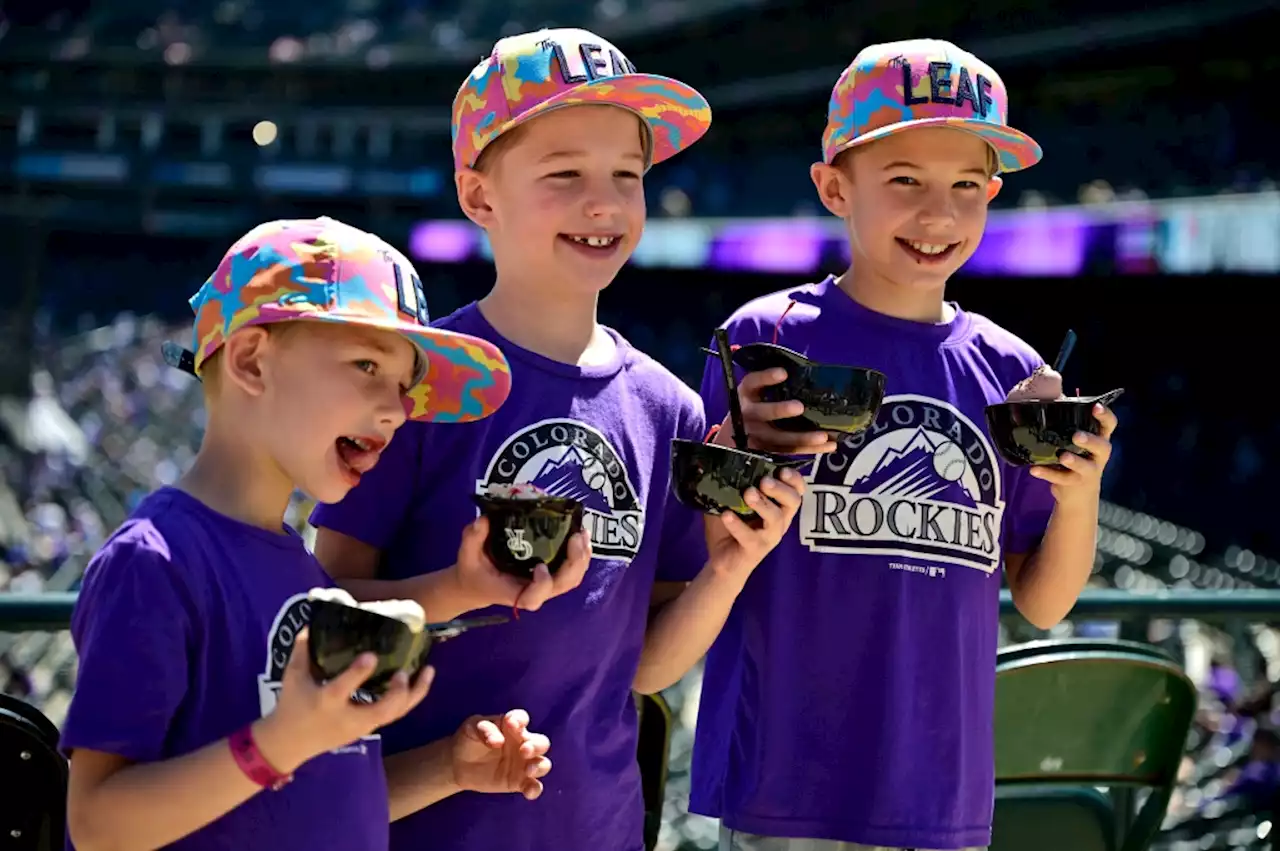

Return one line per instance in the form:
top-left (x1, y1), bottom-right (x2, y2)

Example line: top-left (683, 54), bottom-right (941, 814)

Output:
top-left (221, 327), bottom-right (270, 397)
top-left (986, 175), bottom-right (1004, 202)
top-left (810, 162), bottom-right (854, 219)
top-left (455, 168), bottom-right (497, 229)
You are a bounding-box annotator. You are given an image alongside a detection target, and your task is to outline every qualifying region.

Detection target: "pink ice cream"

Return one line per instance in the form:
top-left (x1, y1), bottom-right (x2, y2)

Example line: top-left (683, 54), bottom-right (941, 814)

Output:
top-left (1006, 365), bottom-right (1065, 402)
top-left (485, 483), bottom-right (551, 500)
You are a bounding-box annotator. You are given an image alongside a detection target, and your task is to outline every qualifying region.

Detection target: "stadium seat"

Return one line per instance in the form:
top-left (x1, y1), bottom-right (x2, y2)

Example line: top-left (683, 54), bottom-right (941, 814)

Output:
top-left (996, 638), bottom-right (1175, 666)
top-left (0, 695), bottom-right (67, 851)
top-left (990, 642), bottom-right (1196, 851)
top-left (635, 691), bottom-right (673, 851)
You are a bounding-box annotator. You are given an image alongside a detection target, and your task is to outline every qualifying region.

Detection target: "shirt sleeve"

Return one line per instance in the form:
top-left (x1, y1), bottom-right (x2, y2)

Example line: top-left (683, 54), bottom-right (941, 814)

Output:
top-left (60, 525), bottom-right (197, 762)
top-left (310, 422), bottom-right (426, 550)
top-left (655, 394), bottom-right (710, 583)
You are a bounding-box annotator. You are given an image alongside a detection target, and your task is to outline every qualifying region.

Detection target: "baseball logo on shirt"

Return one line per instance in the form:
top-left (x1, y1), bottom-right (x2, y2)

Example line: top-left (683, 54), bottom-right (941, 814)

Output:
top-left (799, 394), bottom-right (1006, 573)
top-left (477, 418), bottom-right (644, 563)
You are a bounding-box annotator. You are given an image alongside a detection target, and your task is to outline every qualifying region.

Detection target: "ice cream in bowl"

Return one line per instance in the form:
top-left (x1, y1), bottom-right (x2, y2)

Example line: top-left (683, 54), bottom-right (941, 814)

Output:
top-left (306, 588), bottom-right (506, 696)
top-left (471, 483), bottom-right (584, 580)
top-left (984, 366), bottom-right (1123, 468)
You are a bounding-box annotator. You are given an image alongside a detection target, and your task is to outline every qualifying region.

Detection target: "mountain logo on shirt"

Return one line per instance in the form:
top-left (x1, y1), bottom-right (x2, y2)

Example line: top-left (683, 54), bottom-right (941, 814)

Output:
top-left (477, 418), bottom-right (644, 562)
top-left (257, 593), bottom-right (377, 751)
top-left (799, 394), bottom-right (1005, 573)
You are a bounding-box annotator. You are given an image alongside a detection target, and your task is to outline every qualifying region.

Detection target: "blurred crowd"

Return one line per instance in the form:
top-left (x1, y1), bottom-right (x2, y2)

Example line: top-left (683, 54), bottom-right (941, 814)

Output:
top-left (2, 0), bottom-right (712, 59)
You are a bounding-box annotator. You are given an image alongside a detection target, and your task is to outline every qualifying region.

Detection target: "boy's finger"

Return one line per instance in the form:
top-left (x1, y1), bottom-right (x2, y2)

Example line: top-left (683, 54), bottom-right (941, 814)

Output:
top-left (283, 628), bottom-right (315, 687)
top-left (503, 709), bottom-right (531, 733)
top-left (778, 467), bottom-right (809, 494)
top-left (324, 650), bottom-right (377, 700)
top-left (474, 718), bottom-right (505, 748)
top-left (1093, 404), bottom-right (1118, 438)
top-left (740, 399), bottom-right (804, 424)
top-left (738, 368), bottom-right (789, 397)
top-left (721, 511), bottom-right (762, 548)
top-left (760, 477), bottom-right (804, 511)
top-left (405, 664), bottom-right (435, 707)
top-left (516, 567), bottom-right (553, 610)
top-left (458, 516), bottom-right (489, 563)
top-left (553, 535), bottom-right (591, 590)
top-left (519, 732), bottom-right (551, 757)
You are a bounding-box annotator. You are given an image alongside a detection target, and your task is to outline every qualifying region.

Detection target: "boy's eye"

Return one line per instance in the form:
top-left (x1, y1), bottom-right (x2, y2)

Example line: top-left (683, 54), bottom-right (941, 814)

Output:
top-left (615, 170), bottom-right (641, 180)
top-left (547, 171), bottom-right (579, 179)
top-left (354, 359), bottom-right (378, 375)
top-left (890, 176), bottom-right (919, 186)
top-left (955, 180), bottom-right (981, 190)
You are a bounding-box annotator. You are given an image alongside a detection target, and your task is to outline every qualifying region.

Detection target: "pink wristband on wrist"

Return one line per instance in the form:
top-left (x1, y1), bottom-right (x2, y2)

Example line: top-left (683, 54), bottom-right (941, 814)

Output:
top-left (229, 724), bottom-right (294, 791)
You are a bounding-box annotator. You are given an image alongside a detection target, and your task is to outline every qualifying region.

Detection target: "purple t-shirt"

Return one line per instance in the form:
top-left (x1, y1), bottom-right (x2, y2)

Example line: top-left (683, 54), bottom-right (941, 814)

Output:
top-left (310, 302), bottom-right (708, 851)
top-left (62, 488), bottom-right (389, 851)
top-left (690, 276), bottom-right (1055, 849)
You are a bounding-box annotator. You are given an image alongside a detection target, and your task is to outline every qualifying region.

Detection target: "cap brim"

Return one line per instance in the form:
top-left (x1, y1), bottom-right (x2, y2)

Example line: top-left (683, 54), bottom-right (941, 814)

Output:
top-left (828, 116), bottom-right (1042, 174)
top-left (500, 73), bottom-right (711, 168)
top-left (163, 317), bottom-right (512, 424)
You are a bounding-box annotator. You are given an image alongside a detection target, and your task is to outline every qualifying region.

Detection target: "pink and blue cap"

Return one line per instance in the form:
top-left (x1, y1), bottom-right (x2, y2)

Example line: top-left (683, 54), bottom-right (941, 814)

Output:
top-left (450, 27), bottom-right (712, 172)
top-left (822, 39), bottom-right (1042, 174)
top-left (163, 216), bottom-right (512, 423)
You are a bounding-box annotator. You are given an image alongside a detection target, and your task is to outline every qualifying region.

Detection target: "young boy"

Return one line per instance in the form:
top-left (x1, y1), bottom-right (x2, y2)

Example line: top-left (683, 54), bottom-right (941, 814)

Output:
top-left (690, 40), bottom-right (1120, 851)
top-left (309, 28), bottom-right (807, 851)
top-left (61, 217), bottom-right (555, 851)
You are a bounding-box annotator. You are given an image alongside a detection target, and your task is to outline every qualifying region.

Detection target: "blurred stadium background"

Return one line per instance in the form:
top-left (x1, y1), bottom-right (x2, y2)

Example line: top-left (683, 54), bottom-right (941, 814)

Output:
top-left (0, 0), bottom-right (1277, 848)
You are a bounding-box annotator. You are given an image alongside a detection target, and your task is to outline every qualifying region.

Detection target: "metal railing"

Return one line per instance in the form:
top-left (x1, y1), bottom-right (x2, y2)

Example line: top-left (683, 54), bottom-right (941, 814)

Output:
top-left (3, 588), bottom-right (1280, 633)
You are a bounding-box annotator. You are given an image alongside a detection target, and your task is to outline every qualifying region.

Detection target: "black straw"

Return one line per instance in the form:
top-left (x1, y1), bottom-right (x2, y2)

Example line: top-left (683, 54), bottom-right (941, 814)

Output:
top-left (713, 329), bottom-right (749, 451)
top-left (1052, 329), bottom-right (1077, 374)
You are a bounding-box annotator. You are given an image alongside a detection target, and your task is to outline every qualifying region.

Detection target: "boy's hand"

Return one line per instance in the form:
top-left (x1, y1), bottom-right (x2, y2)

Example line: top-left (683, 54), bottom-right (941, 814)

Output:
top-left (1029, 403), bottom-right (1119, 509)
top-left (712, 369), bottom-right (838, 455)
top-left (450, 517), bottom-right (592, 613)
top-left (256, 629), bottom-right (434, 773)
top-left (451, 710), bottom-right (551, 800)
top-left (704, 467), bottom-right (806, 585)
top-left (1006, 365), bottom-right (1119, 509)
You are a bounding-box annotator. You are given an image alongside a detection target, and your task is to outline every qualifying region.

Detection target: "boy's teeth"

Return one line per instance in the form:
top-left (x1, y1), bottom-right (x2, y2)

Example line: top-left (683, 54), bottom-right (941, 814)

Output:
top-left (908, 241), bottom-right (950, 255)
top-left (569, 235), bottom-right (617, 247)
top-left (349, 437), bottom-right (370, 451)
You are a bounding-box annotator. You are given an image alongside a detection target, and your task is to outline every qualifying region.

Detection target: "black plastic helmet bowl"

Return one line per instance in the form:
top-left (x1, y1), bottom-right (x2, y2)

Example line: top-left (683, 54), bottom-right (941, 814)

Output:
top-left (306, 589), bottom-right (505, 696)
top-left (984, 389), bottom-right (1124, 468)
top-left (471, 486), bottom-right (585, 580)
top-left (670, 439), bottom-right (810, 526)
top-left (712, 342), bottom-right (886, 435)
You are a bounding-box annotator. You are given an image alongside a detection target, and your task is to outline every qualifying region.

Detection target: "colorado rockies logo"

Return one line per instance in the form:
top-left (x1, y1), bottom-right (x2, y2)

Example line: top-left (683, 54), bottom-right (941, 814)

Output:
top-left (800, 394), bottom-right (1006, 572)
top-left (477, 418), bottom-right (645, 563)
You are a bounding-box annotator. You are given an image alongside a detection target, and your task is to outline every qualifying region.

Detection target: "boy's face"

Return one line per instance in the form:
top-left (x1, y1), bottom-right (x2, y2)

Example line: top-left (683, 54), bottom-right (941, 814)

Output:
top-left (811, 126), bottom-right (1000, 292)
top-left (458, 104), bottom-right (647, 295)
top-left (222, 322), bottom-right (417, 504)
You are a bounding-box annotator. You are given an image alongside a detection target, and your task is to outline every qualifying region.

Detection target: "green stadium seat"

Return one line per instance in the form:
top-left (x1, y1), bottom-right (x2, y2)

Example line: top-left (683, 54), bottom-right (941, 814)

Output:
top-left (635, 691), bottom-right (674, 851)
top-left (991, 642), bottom-right (1196, 851)
top-left (996, 638), bottom-right (1174, 666)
